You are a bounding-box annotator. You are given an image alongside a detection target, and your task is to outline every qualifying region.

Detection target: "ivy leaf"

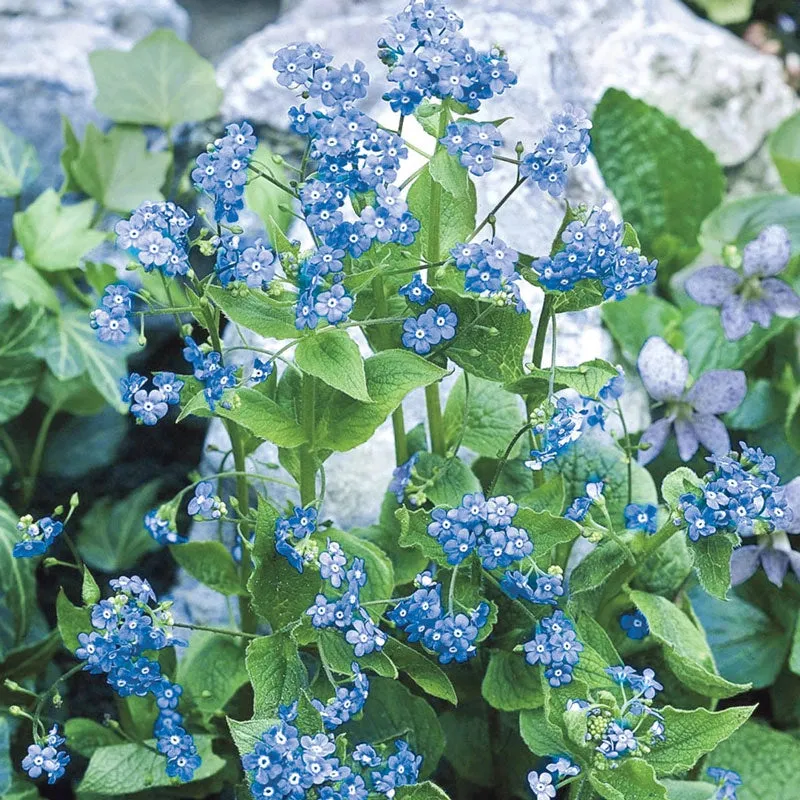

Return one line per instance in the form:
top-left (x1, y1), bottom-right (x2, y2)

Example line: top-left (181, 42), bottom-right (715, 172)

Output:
top-left (89, 30), bottom-right (222, 129)
top-left (296, 330), bottom-right (371, 402)
top-left (514, 507), bottom-right (581, 556)
top-left (71, 125), bottom-right (170, 213)
top-left (482, 651), bottom-right (543, 712)
top-left (175, 632), bottom-right (248, 716)
top-left (689, 533), bottom-right (737, 600)
top-left (170, 541), bottom-right (243, 596)
top-left (206, 286), bottom-right (298, 340)
top-left (592, 88), bottom-right (725, 272)
top-left (13, 190), bottom-right (105, 271)
top-left (627, 589), bottom-right (748, 698)
top-left (0, 122), bottom-right (39, 198)
top-left (246, 633), bottom-right (308, 717)
top-left (505, 359), bottom-right (619, 401)
top-left (76, 735), bottom-right (225, 796)
top-left (590, 758), bottom-right (668, 800)
top-left (645, 705), bottom-right (754, 777)
top-left (0, 258), bottom-right (58, 312)
top-left (384, 636), bottom-right (457, 705)
top-left (601, 294), bottom-right (682, 362)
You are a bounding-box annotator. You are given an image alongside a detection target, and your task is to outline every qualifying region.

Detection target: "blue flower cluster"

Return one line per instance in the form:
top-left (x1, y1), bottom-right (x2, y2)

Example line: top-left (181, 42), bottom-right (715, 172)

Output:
top-left (75, 577), bottom-right (200, 783)
top-left (378, 1), bottom-right (517, 114)
top-left (21, 725), bottom-right (69, 785)
top-left (188, 481), bottom-right (226, 520)
top-left (678, 443), bottom-right (791, 542)
top-left (242, 702), bottom-right (422, 799)
top-left (623, 503), bottom-right (658, 534)
top-left (527, 758), bottom-right (582, 800)
top-left (121, 371), bottom-right (184, 426)
top-left (519, 105), bottom-right (592, 198)
top-left (401, 303), bottom-right (458, 354)
top-left (619, 610), bottom-right (649, 640)
top-left (533, 209), bottom-right (657, 300)
top-left (183, 336), bottom-right (238, 411)
top-left (13, 513), bottom-right (63, 559)
top-left (525, 398), bottom-right (588, 471)
top-left (215, 233), bottom-right (278, 289)
top-left (523, 611), bottom-right (584, 687)
top-left (311, 661), bottom-right (369, 730)
top-left (449, 237), bottom-right (526, 311)
top-left (306, 539), bottom-right (389, 658)
top-left (441, 121), bottom-right (504, 176)
top-left (388, 571), bottom-right (491, 664)
top-left (707, 767), bottom-right (742, 800)
top-left (144, 508), bottom-right (186, 545)
top-left (274, 505), bottom-right (318, 572)
top-left (192, 121), bottom-right (257, 223)
top-left (388, 453), bottom-right (419, 502)
top-left (89, 283), bottom-right (132, 344)
top-left (115, 201), bottom-right (193, 277)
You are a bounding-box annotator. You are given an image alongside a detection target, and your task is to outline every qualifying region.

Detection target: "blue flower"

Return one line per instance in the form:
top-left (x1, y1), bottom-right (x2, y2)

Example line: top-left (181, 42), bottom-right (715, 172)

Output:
top-left (401, 312), bottom-right (440, 354)
top-left (120, 372), bottom-right (147, 403)
top-left (315, 283), bottom-right (353, 324)
top-left (131, 388), bottom-right (169, 426)
top-left (624, 503), bottom-right (658, 534)
top-left (249, 358), bottom-right (274, 386)
top-left (620, 610), bottom-right (649, 640)
top-left (13, 514), bottom-right (64, 559)
top-left (187, 481), bottom-right (225, 520)
top-left (153, 372), bottom-right (184, 405)
top-left (527, 770), bottom-right (556, 800)
top-left (21, 742), bottom-right (70, 784)
top-left (90, 306), bottom-right (131, 344)
top-left (399, 273), bottom-right (433, 305)
top-left (388, 453), bottom-right (419, 502)
top-left (144, 509), bottom-right (186, 545)
top-left (288, 506), bottom-right (317, 538)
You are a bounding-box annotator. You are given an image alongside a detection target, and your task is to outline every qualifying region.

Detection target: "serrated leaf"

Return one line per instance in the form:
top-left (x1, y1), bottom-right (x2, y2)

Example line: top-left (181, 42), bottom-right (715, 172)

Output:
top-left (646, 705), bottom-right (754, 777)
top-left (384, 636), bottom-right (457, 704)
top-left (246, 632), bottom-right (307, 717)
top-left (89, 30), bottom-right (221, 129)
top-left (71, 124), bottom-right (170, 212)
top-left (0, 123), bottom-right (39, 198)
top-left (482, 650), bottom-right (543, 711)
top-left (170, 540), bottom-right (243, 595)
top-left (296, 329), bottom-right (371, 402)
top-left (592, 88), bottom-right (725, 270)
top-left (13, 190), bottom-right (105, 270)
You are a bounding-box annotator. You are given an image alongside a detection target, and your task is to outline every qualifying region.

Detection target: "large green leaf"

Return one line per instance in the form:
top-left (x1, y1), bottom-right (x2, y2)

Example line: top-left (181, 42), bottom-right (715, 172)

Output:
top-left (207, 285), bottom-right (298, 340)
top-left (514, 507), bottom-right (581, 556)
top-left (688, 533), bottom-right (737, 601)
top-left (0, 499), bottom-right (36, 660)
top-left (296, 329), bottom-right (371, 402)
top-left (76, 481), bottom-right (162, 572)
top-left (13, 190), bottom-right (105, 270)
top-left (76, 735), bottom-right (225, 796)
top-left (0, 259), bottom-right (58, 311)
top-left (0, 122), bottom-right (39, 198)
top-left (395, 783), bottom-right (452, 800)
top-left (71, 124), bottom-right (170, 212)
top-left (413, 452), bottom-right (482, 506)
top-left (56, 588), bottom-right (91, 653)
top-left (384, 636), bottom-right (457, 704)
top-left (396, 506), bottom-right (450, 568)
top-left (176, 631), bottom-right (248, 716)
top-left (505, 358), bottom-right (619, 403)
top-left (0, 305), bottom-right (46, 423)
top-left (89, 30), bottom-right (222, 128)
top-left (64, 718), bottom-right (125, 759)
top-left (443, 372), bottom-right (525, 457)
top-left (590, 758), bottom-right (668, 800)
top-left (481, 650), bottom-right (543, 711)
top-left (246, 632), bottom-right (307, 717)
top-left (602, 294), bottom-right (682, 362)
top-left (592, 88), bottom-right (725, 270)
top-left (440, 705), bottom-right (493, 787)
top-left (170, 541), bottom-right (243, 595)
top-left (518, 708), bottom-right (568, 756)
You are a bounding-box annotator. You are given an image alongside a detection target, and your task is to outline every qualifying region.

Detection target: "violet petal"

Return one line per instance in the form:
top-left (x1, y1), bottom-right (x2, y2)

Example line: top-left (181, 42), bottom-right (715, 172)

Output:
top-left (637, 337), bottom-right (688, 403)
top-left (687, 370), bottom-right (746, 415)
top-left (760, 548), bottom-right (790, 587)
top-left (637, 417), bottom-right (672, 466)
top-left (742, 224), bottom-right (791, 277)
top-left (720, 295), bottom-right (754, 341)
top-left (783, 476), bottom-right (800, 534)
top-left (743, 296), bottom-right (774, 328)
top-left (674, 418), bottom-right (700, 462)
top-left (689, 412), bottom-right (731, 456)
top-left (685, 265), bottom-right (741, 307)
top-left (730, 545), bottom-right (762, 586)
top-left (762, 277), bottom-right (800, 318)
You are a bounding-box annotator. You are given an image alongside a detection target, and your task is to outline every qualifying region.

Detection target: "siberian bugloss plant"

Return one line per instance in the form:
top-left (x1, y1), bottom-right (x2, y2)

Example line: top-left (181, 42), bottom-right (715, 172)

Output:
top-left (6, 3), bottom-right (798, 799)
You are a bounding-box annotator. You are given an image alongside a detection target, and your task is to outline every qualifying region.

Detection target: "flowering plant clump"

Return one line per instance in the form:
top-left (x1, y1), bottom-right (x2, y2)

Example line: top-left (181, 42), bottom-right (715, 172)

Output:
top-left (2, 2), bottom-right (799, 799)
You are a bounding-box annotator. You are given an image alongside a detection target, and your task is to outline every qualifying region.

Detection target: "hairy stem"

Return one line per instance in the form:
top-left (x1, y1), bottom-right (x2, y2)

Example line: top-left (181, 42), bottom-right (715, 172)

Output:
top-left (299, 373), bottom-right (317, 507)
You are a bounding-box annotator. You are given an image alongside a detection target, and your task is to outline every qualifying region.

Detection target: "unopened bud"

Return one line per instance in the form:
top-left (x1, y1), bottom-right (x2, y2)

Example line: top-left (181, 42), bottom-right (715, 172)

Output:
top-left (515, 140), bottom-right (524, 156)
top-left (9, 705), bottom-right (25, 717)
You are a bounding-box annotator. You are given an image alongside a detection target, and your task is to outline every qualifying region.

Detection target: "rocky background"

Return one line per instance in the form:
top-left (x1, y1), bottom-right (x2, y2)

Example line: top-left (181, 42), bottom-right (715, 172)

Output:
top-left (2, 0), bottom-right (796, 619)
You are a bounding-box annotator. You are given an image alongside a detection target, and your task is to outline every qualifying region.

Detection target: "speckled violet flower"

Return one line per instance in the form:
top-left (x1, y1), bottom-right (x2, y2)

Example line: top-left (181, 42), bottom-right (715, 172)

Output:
top-left (685, 225), bottom-right (800, 341)
top-left (636, 337), bottom-right (746, 465)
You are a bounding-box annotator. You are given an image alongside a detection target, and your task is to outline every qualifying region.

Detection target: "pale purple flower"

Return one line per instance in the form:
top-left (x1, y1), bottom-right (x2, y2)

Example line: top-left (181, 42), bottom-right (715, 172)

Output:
top-left (685, 225), bottom-right (800, 341)
top-left (636, 337), bottom-right (746, 465)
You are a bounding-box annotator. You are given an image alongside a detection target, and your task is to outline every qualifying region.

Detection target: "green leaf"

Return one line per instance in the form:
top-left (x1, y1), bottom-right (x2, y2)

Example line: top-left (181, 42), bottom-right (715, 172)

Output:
top-left (0, 716), bottom-right (10, 796)
top-left (346, 677), bottom-right (444, 778)
top-left (514, 507), bottom-right (581, 556)
top-left (592, 88), bottom-right (725, 270)
top-left (631, 533), bottom-right (693, 598)
top-left (689, 584), bottom-right (790, 689)
top-left (317, 628), bottom-right (397, 678)
top-left (227, 716), bottom-right (275, 759)
top-left (482, 650), bottom-right (543, 711)
top-left (518, 708), bottom-right (568, 755)
top-left (64, 718), bottom-right (124, 759)
top-left (384, 636), bottom-right (457, 704)
top-left (396, 506), bottom-right (448, 567)
top-left (0, 630), bottom-right (61, 681)
top-left (56, 588), bottom-right (91, 653)
top-left (0, 259), bottom-right (58, 311)
top-left (248, 497), bottom-right (322, 629)
top-left (440, 706), bottom-right (493, 786)
top-left (170, 540), bottom-right (243, 595)
top-left (627, 589), bottom-right (747, 698)
top-left (76, 735), bottom-right (225, 796)
top-left (82, 567), bottom-right (101, 606)
top-left (296, 330), bottom-right (371, 402)
top-left (646, 705), bottom-right (754, 777)
top-left (315, 350), bottom-right (448, 451)
top-left (661, 467), bottom-right (704, 507)
top-left (428, 147), bottom-right (470, 196)
top-left (443, 372), bottom-right (525, 457)
top-left (435, 289), bottom-right (532, 383)
top-left (689, 533), bottom-right (736, 600)
top-left (206, 285), bottom-right (298, 340)
top-left (590, 758), bottom-right (668, 800)
top-left (4, 777), bottom-right (42, 800)
top-left (71, 124), bottom-right (170, 212)
top-left (413, 452), bottom-right (482, 506)
top-left (77, 481), bottom-right (161, 572)
top-left (327, 530), bottom-right (395, 610)
top-left (0, 499), bottom-right (36, 658)
top-left (661, 781), bottom-right (717, 800)
top-left (505, 359), bottom-right (619, 401)
top-left (602, 294), bottom-right (682, 362)
top-left (176, 631), bottom-right (248, 715)
top-left (246, 632), bottom-right (307, 716)
top-left (395, 782), bottom-right (452, 800)
top-left (245, 143), bottom-right (294, 247)
top-left (770, 110), bottom-right (800, 193)
top-left (522, 474), bottom-right (566, 515)
top-left (0, 122), bottom-right (39, 198)
top-left (89, 30), bottom-right (221, 128)
top-left (709, 720), bottom-right (800, 800)
top-left (60, 116), bottom-right (81, 194)
top-left (13, 190), bottom-right (105, 270)
top-left (691, 0), bottom-right (753, 24)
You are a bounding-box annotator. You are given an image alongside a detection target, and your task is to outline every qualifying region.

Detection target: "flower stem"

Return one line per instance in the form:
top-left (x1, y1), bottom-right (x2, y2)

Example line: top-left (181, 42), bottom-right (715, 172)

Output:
top-left (425, 384), bottom-right (447, 457)
top-left (615, 399), bottom-right (633, 505)
top-left (172, 621), bottom-right (259, 640)
top-left (299, 373), bottom-right (317, 507)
